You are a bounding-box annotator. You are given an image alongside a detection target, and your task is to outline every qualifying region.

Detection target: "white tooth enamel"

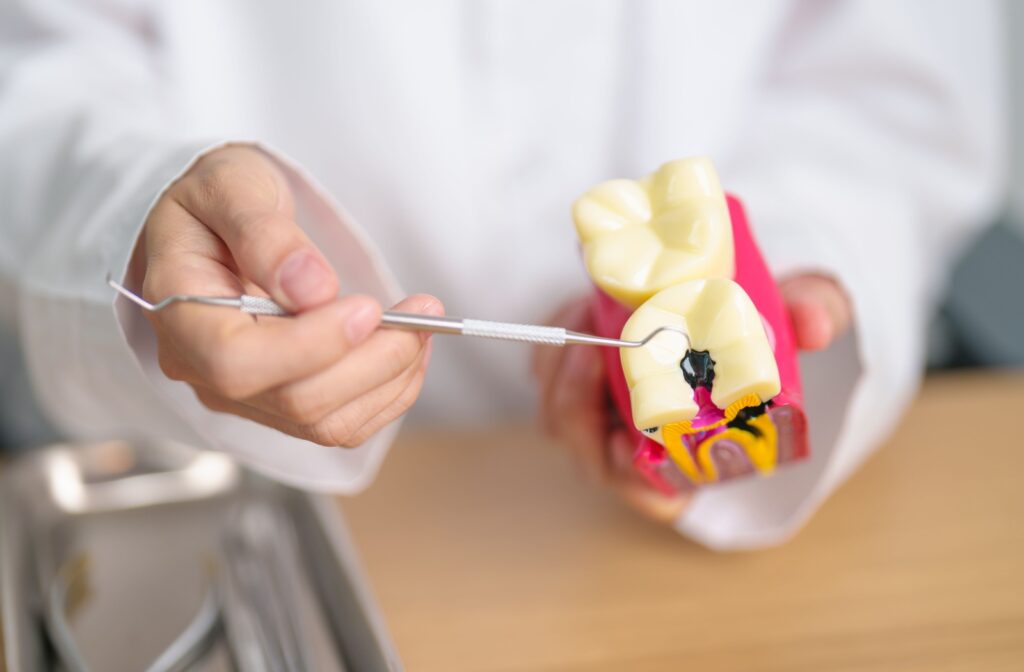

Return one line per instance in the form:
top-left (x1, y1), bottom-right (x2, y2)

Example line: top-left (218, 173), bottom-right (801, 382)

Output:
top-left (621, 279), bottom-right (781, 442)
top-left (621, 301), bottom-right (698, 431)
top-left (573, 157), bottom-right (734, 309)
top-left (572, 179), bottom-right (651, 238)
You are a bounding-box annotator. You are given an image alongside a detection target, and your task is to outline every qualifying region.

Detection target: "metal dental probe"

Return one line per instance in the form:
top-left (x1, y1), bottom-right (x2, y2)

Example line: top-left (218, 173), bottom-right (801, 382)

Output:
top-left (107, 275), bottom-right (691, 350)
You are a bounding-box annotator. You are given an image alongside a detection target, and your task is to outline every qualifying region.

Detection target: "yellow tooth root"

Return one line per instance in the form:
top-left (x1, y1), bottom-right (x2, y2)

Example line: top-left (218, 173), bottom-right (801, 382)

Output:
top-left (576, 156), bottom-right (786, 486)
top-left (696, 415), bottom-right (779, 482)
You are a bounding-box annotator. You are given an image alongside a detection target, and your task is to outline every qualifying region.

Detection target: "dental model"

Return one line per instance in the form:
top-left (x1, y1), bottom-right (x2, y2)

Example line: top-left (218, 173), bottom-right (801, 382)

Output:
top-left (573, 158), bottom-right (808, 491)
top-left (574, 158), bottom-right (733, 309)
top-left (620, 279), bottom-right (780, 432)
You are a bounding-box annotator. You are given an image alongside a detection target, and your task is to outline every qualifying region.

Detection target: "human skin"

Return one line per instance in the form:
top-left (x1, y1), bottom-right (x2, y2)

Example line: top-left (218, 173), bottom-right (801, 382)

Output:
top-left (532, 275), bottom-right (851, 522)
top-left (139, 145), bottom-right (443, 447)
top-left (139, 144), bottom-right (852, 495)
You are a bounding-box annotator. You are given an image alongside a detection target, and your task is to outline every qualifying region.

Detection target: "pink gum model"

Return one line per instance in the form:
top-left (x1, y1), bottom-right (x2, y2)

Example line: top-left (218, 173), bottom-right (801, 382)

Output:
top-left (591, 195), bottom-right (809, 495)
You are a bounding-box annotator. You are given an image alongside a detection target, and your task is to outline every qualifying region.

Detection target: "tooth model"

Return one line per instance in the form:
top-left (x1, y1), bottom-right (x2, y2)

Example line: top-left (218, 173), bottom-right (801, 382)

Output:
top-left (573, 158), bottom-right (734, 309)
top-left (573, 158), bottom-right (808, 492)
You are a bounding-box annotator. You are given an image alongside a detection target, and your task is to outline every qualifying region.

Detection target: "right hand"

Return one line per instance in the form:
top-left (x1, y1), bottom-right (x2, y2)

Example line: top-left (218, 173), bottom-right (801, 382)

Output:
top-left (533, 276), bottom-right (852, 522)
top-left (138, 145), bottom-right (442, 447)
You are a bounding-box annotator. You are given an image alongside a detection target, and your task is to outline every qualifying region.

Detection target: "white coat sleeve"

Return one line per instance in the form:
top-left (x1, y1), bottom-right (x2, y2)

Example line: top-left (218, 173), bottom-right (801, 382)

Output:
top-left (0, 3), bottom-right (404, 491)
top-left (677, 0), bottom-right (1008, 549)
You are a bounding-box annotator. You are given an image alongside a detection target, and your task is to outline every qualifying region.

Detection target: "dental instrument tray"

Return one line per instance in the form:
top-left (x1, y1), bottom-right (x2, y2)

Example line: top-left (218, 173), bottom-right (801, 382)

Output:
top-left (0, 440), bottom-right (402, 671)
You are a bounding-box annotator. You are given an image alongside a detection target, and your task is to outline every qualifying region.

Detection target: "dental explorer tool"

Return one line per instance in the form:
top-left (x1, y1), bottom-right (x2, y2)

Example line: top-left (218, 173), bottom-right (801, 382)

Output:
top-left (107, 276), bottom-right (690, 350)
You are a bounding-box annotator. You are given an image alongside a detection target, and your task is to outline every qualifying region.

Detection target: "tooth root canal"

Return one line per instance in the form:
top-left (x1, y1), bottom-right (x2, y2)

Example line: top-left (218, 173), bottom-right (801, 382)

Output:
top-left (575, 156), bottom-right (785, 482)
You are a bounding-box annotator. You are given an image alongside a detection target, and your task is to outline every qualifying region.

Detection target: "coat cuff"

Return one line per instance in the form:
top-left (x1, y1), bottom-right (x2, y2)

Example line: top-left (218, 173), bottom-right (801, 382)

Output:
top-left (674, 181), bottom-right (923, 549)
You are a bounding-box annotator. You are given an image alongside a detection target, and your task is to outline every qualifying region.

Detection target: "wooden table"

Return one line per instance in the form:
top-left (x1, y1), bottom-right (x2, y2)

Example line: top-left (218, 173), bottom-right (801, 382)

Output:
top-left (341, 371), bottom-right (1024, 672)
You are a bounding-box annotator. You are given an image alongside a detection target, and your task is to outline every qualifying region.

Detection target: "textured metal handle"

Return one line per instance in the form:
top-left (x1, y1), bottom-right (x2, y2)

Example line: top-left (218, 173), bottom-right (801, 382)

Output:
top-left (106, 276), bottom-right (636, 349)
top-left (240, 295), bottom-right (289, 316)
top-left (224, 295), bottom-right (581, 347)
top-left (461, 319), bottom-right (567, 345)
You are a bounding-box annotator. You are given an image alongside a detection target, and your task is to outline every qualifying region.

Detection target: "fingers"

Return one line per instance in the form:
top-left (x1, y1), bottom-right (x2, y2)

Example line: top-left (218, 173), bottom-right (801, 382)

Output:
top-left (244, 295), bottom-right (442, 425)
top-left (531, 297), bottom-right (592, 386)
top-left (183, 295), bottom-right (441, 447)
top-left (615, 485), bottom-right (691, 524)
top-left (140, 146), bottom-right (442, 450)
top-left (323, 347), bottom-right (431, 447)
top-left (532, 294), bottom-right (691, 523)
top-left (533, 296), bottom-right (612, 482)
top-left (541, 342), bottom-right (610, 483)
top-left (598, 430), bottom-right (690, 523)
top-left (786, 302), bottom-right (834, 351)
top-left (150, 291), bottom-right (383, 400)
top-left (169, 146), bottom-right (338, 311)
top-left (193, 345), bottom-right (429, 448)
top-left (779, 274), bottom-right (852, 351)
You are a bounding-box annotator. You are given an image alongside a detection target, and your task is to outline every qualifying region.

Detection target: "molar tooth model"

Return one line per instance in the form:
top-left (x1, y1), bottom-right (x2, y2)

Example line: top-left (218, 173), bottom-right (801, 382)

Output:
top-left (573, 157), bottom-right (808, 493)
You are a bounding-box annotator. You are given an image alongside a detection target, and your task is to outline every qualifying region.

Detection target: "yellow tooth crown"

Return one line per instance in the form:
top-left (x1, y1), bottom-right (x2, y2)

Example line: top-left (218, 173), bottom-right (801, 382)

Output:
top-left (620, 279), bottom-right (781, 439)
top-left (572, 157), bottom-right (734, 309)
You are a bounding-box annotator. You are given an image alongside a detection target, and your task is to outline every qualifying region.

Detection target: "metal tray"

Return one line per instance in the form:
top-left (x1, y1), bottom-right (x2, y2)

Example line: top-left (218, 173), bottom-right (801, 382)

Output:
top-left (0, 440), bottom-right (402, 672)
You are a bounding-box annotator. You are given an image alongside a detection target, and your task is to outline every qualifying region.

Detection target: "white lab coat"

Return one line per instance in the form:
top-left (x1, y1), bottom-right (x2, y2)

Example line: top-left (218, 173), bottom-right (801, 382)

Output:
top-left (0, 1), bottom-right (1006, 548)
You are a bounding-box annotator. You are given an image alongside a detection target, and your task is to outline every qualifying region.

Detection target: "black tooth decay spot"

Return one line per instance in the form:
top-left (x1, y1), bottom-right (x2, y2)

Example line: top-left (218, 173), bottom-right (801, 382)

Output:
top-left (680, 350), bottom-right (716, 390)
top-left (731, 401), bottom-right (769, 424)
top-left (726, 401), bottom-right (771, 439)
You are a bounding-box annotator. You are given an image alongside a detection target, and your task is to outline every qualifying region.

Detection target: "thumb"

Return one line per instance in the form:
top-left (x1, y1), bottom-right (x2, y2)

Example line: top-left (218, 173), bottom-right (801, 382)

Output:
top-left (779, 273), bottom-right (852, 351)
top-left (175, 147), bottom-right (339, 312)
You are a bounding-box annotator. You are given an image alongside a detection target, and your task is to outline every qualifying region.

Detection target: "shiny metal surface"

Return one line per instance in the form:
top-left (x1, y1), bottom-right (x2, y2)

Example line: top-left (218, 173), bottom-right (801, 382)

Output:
top-left (0, 441), bottom-right (402, 671)
top-left (106, 276), bottom-right (690, 349)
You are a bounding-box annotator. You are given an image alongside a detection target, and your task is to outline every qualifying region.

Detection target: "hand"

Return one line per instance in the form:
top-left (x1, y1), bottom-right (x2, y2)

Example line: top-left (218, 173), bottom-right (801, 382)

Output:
top-left (778, 274), bottom-right (852, 351)
top-left (139, 145), bottom-right (442, 447)
top-left (533, 273), bottom-right (851, 523)
top-left (533, 298), bottom-right (692, 523)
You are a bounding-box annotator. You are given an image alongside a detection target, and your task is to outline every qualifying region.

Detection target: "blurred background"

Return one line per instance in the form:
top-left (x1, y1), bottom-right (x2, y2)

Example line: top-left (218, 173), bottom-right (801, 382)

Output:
top-left (0, 1), bottom-right (1022, 452)
top-left (929, 1), bottom-right (1024, 370)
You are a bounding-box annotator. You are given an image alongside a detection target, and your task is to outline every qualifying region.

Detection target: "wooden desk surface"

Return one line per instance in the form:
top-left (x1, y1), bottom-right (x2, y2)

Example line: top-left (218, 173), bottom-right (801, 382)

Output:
top-left (341, 371), bottom-right (1024, 672)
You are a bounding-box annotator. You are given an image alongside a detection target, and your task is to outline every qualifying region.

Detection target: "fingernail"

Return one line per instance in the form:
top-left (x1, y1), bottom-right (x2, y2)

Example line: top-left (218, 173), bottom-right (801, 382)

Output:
top-left (418, 299), bottom-right (444, 343)
top-left (344, 301), bottom-right (380, 344)
top-left (635, 489), bottom-right (689, 523)
top-left (279, 250), bottom-right (335, 308)
top-left (393, 296), bottom-right (444, 344)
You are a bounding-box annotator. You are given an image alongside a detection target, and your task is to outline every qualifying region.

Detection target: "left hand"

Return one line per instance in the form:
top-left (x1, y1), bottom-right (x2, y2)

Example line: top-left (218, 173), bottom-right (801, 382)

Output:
top-left (532, 273), bottom-right (851, 523)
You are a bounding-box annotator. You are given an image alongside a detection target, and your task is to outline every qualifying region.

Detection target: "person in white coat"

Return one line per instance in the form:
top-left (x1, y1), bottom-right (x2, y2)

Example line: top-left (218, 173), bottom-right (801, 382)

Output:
top-left (0, 1), bottom-right (1006, 549)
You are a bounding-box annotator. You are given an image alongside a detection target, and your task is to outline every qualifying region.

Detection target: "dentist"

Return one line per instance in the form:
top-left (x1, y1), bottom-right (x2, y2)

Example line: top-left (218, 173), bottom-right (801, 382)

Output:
top-left (0, 1), bottom-right (1005, 548)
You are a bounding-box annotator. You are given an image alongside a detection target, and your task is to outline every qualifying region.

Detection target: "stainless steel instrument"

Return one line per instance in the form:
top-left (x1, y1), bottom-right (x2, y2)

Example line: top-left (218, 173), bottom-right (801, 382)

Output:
top-left (107, 276), bottom-right (691, 350)
top-left (0, 441), bottom-right (403, 671)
